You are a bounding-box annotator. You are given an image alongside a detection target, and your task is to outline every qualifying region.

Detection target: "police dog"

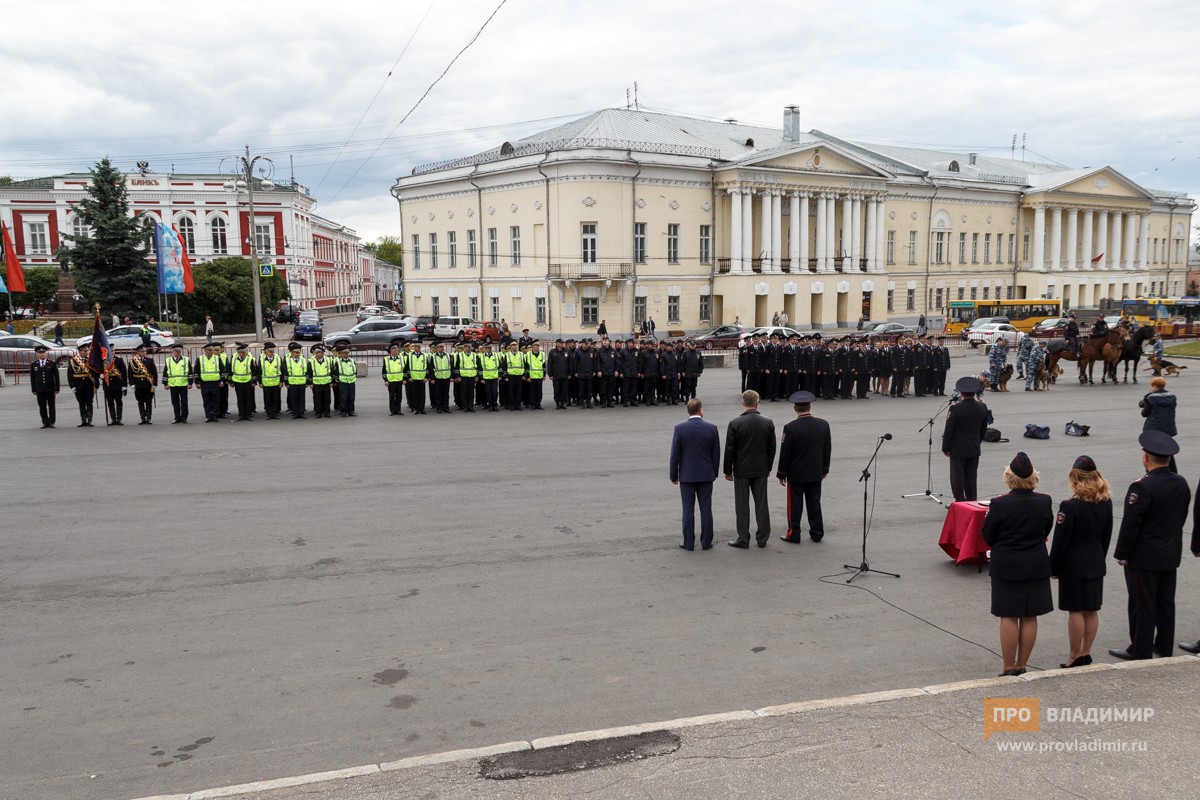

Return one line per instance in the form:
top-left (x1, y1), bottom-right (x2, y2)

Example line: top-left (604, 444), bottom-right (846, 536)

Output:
top-left (1145, 355), bottom-right (1187, 377)
top-left (996, 364), bottom-right (1013, 392)
top-left (1034, 363), bottom-right (1060, 391)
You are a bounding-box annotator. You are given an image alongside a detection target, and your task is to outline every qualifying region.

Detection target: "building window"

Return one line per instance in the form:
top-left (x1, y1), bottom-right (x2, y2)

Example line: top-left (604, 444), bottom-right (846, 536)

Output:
top-left (1022, 230), bottom-right (1030, 261)
top-left (211, 217), bottom-right (228, 254)
top-left (906, 288), bottom-right (915, 311)
top-left (71, 216), bottom-right (91, 241)
top-left (469, 297), bottom-right (479, 319)
top-left (429, 232), bottom-right (438, 269)
top-left (984, 233), bottom-right (991, 264)
top-left (581, 223), bottom-right (597, 263)
top-left (970, 287), bottom-right (977, 300)
top-left (431, 297), bottom-right (440, 317)
top-left (487, 228), bottom-right (498, 267)
top-left (176, 217), bottom-right (195, 252)
top-left (934, 231), bottom-right (945, 264)
top-left (907, 230), bottom-right (917, 265)
top-left (1006, 285), bottom-right (1015, 300)
top-left (935, 287), bottom-right (943, 309)
top-left (510, 226), bottom-right (521, 266)
top-left (886, 231), bottom-right (895, 264)
top-left (668, 291), bottom-right (680, 322)
top-left (971, 233), bottom-right (979, 264)
top-left (634, 222), bottom-right (646, 263)
top-left (468, 229), bottom-right (477, 267)
top-left (1008, 234), bottom-right (1016, 263)
top-left (255, 223), bottom-right (272, 255)
top-left (667, 223), bottom-right (679, 264)
top-left (983, 286), bottom-right (990, 300)
top-left (699, 292), bottom-right (712, 321)
top-left (699, 225), bottom-right (711, 264)
top-left (633, 296), bottom-right (646, 322)
top-left (1152, 238), bottom-right (1159, 262)
top-left (411, 234), bottom-right (420, 269)
top-left (535, 296), bottom-right (546, 325)
top-left (490, 296), bottom-right (500, 321)
top-left (448, 231), bottom-right (457, 268)
top-left (957, 287), bottom-right (965, 300)
top-left (887, 289), bottom-right (894, 312)
top-left (449, 296), bottom-right (459, 315)
top-left (582, 296), bottom-right (598, 324)
top-left (27, 222), bottom-right (48, 254)
top-left (958, 233), bottom-right (967, 264)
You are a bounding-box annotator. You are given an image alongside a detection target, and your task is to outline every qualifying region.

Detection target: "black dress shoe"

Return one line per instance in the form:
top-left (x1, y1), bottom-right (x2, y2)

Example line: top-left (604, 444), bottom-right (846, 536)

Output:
top-left (757, 541), bottom-right (768, 548)
top-left (1060, 655), bottom-right (1093, 668)
top-left (810, 534), bottom-right (823, 543)
top-left (779, 535), bottom-right (801, 543)
top-left (1179, 641), bottom-right (1200, 654)
top-left (727, 541), bottom-right (749, 549)
top-left (1108, 648), bottom-right (1143, 661)
top-left (701, 544), bottom-right (712, 550)
top-left (679, 544), bottom-right (694, 551)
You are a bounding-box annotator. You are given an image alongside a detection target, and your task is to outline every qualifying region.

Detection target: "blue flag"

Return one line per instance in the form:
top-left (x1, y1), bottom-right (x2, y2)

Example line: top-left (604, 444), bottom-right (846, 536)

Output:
top-left (155, 223), bottom-right (187, 294)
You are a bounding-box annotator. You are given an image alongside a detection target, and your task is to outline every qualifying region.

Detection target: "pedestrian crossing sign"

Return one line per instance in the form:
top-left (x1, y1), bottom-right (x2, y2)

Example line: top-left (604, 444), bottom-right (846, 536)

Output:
top-left (259, 262), bottom-right (275, 278)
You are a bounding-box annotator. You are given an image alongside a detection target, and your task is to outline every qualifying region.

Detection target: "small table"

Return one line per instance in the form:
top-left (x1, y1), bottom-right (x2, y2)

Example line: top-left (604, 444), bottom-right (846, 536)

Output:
top-left (939, 501), bottom-right (990, 570)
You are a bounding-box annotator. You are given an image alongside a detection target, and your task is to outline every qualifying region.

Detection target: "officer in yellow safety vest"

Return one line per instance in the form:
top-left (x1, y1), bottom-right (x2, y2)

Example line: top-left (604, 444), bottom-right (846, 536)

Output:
top-left (258, 341), bottom-right (283, 420)
top-left (503, 340), bottom-right (525, 411)
top-left (381, 342), bottom-right (407, 416)
top-left (229, 342), bottom-right (258, 421)
top-left (454, 342), bottom-right (479, 412)
top-left (284, 342), bottom-right (310, 419)
top-left (163, 342), bottom-right (192, 423)
top-left (193, 342), bottom-right (226, 423)
top-left (405, 341), bottom-right (430, 415)
top-left (478, 342), bottom-right (501, 412)
top-left (335, 345), bottom-right (358, 417)
top-left (309, 345), bottom-right (333, 418)
top-left (525, 340), bottom-right (546, 410)
top-left (430, 342), bottom-right (453, 414)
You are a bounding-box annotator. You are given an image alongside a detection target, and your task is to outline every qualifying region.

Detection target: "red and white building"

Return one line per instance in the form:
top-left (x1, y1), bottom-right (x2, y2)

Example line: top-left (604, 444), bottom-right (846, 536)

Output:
top-left (0, 171), bottom-right (368, 312)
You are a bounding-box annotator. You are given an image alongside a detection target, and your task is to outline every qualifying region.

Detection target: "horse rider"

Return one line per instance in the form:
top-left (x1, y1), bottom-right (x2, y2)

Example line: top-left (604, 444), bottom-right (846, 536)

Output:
top-left (1064, 313), bottom-right (1080, 355)
top-left (1091, 315), bottom-right (1110, 338)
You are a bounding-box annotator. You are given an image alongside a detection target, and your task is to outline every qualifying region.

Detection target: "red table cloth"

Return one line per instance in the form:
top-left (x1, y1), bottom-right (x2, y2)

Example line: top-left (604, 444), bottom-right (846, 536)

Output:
top-left (939, 501), bottom-right (990, 567)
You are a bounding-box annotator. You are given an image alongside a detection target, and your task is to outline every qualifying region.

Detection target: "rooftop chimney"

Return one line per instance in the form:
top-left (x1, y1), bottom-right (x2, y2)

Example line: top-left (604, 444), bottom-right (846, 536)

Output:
top-left (783, 105), bottom-right (801, 142)
top-left (968, 152), bottom-right (977, 166)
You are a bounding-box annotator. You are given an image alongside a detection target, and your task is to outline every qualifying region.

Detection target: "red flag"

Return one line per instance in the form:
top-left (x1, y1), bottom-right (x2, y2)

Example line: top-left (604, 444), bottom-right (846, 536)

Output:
top-left (1091, 252), bottom-right (1104, 264)
top-left (172, 225), bottom-right (195, 293)
top-left (86, 309), bottom-right (113, 385)
top-left (1, 220), bottom-right (25, 293)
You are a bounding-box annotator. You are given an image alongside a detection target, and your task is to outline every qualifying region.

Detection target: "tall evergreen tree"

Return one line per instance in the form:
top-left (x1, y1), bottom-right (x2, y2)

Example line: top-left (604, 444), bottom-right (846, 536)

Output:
top-left (58, 157), bottom-right (156, 315)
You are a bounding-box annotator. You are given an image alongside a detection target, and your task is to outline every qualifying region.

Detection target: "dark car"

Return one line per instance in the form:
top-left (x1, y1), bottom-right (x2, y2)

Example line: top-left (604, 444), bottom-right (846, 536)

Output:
top-left (276, 303), bottom-right (301, 324)
top-left (323, 318), bottom-right (419, 350)
top-left (691, 324), bottom-right (746, 350)
top-left (409, 316), bottom-right (436, 339)
top-left (861, 321), bottom-right (916, 338)
top-left (294, 312), bottom-right (323, 341)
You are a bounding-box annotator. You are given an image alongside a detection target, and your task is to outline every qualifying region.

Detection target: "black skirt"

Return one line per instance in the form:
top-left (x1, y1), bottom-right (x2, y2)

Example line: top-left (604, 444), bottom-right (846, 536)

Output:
top-left (991, 576), bottom-right (1053, 618)
top-left (1057, 577), bottom-right (1103, 612)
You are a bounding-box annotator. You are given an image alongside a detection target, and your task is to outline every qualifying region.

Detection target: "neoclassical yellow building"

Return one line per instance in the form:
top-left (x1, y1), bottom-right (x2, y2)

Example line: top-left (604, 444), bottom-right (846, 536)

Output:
top-left (392, 107), bottom-right (1194, 334)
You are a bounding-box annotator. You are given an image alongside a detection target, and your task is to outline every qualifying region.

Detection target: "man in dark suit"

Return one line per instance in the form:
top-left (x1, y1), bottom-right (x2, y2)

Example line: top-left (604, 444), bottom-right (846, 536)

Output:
top-left (1110, 431), bottom-right (1192, 660)
top-left (669, 398), bottom-right (721, 550)
top-left (941, 376), bottom-right (990, 501)
top-left (777, 391), bottom-right (832, 543)
top-left (29, 344), bottom-right (60, 428)
top-left (724, 389), bottom-right (776, 548)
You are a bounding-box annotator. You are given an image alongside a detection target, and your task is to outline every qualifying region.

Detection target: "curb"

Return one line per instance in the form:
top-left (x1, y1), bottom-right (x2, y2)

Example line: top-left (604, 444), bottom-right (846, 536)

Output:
top-left (130, 653), bottom-right (1200, 800)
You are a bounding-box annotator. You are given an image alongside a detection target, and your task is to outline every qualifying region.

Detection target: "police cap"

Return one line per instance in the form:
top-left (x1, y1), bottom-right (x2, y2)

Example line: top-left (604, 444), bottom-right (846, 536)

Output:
top-left (1139, 430), bottom-right (1180, 458)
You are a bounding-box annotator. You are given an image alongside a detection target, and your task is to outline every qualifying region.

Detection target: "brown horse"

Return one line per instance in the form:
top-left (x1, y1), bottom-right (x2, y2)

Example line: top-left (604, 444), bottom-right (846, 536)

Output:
top-left (1077, 324), bottom-right (1129, 385)
top-left (1044, 339), bottom-right (1076, 383)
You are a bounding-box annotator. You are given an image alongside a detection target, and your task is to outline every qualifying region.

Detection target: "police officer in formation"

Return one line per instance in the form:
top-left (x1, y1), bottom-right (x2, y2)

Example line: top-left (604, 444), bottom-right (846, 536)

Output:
top-left (129, 343), bottom-right (158, 424)
top-left (102, 349), bottom-right (129, 425)
top-left (163, 343), bottom-right (192, 423)
top-left (29, 344), bottom-right (60, 428)
top-left (194, 341), bottom-right (227, 422)
top-left (67, 344), bottom-right (96, 427)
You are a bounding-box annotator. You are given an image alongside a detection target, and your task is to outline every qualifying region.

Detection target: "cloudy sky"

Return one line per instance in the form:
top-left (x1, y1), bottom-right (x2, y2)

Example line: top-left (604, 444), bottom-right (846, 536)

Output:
top-left (3, 0), bottom-right (1198, 244)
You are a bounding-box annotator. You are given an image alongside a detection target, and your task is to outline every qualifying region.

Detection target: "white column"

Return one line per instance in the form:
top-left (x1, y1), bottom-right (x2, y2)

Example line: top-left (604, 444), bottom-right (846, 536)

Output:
top-left (1095, 211), bottom-right (1108, 270)
top-left (771, 190), bottom-right (783, 273)
top-left (1049, 206), bottom-right (1062, 271)
top-left (815, 192), bottom-right (828, 274)
top-left (1111, 212), bottom-right (1123, 272)
top-left (1065, 207), bottom-right (1078, 270)
top-left (1124, 212), bottom-right (1138, 270)
top-left (729, 189), bottom-right (743, 273)
top-left (852, 195), bottom-right (864, 271)
top-left (741, 188), bottom-right (754, 270)
top-left (874, 197), bottom-right (886, 272)
top-left (759, 191), bottom-right (772, 272)
top-left (788, 192), bottom-right (800, 273)
top-left (827, 194), bottom-right (838, 272)
top-left (1138, 213), bottom-right (1150, 270)
top-left (840, 195), bottom-right (853, 271)
top-left (1080, 210), bottom-right (1094, 270)
top-left (864, 197), bottom-right (876, 274)
top-left (1032, 206), bottom-right (1046, 272)
top-left (798, 193), bottom-right (809, 273)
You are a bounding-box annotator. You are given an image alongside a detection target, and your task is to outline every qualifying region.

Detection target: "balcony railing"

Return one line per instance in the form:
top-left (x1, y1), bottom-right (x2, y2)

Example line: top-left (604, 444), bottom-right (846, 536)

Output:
top-left (547, 262), bottom-right (634, 279)
top-left (716, 258), bottom-right (869, 275)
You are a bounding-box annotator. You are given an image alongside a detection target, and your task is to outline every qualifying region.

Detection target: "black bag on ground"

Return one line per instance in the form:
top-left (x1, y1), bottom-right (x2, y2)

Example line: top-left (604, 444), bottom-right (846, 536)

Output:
top-left (983, 428), bottom-right (1008, 443)
top-left (1023, 424), bottom-right (1050, 440)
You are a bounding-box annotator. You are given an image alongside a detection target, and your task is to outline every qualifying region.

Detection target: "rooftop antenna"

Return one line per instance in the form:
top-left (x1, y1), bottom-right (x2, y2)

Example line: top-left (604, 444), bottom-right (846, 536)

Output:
top-left (626, 87), bottom-right (630, 109)
top-left (1011, 135), bottom-right (1016, 159)
top-left (1021, 133), bottom-right (1027, 162)
top-left (290, 154), bottom-right (295, 187)
top-left (634, 81), bottom-right (639, 111)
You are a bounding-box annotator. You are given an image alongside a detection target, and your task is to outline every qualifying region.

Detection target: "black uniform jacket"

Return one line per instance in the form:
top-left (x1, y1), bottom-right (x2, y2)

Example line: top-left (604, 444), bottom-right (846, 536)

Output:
top-left (1049, 497), bottom-right (1113, 579)
top-left (29, 358), bottom-right (60, 393)
top-left (981, 488), bottom-right (1053, 580)
top-left (776, 415), bottom-right (832, 483)
top-left (941, 398), bottom-right (989, 458)
top-left (1114, 467), bottom-right (1191, 570)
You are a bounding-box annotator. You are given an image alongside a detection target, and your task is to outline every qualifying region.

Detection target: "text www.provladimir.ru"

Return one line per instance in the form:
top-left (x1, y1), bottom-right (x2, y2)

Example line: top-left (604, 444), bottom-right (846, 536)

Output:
top-left (994, 739), bottom-right (1148, 753)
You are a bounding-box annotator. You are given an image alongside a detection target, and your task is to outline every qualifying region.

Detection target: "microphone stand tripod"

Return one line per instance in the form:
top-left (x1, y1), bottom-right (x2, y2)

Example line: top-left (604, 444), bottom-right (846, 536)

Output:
top-left (902, 397), bottom-right (952, 507)
top-left (845, 435), bottom-right (900, 584)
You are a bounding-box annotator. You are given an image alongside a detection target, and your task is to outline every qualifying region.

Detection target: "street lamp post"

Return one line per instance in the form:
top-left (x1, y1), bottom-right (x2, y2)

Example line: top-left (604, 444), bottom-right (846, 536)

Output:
top-left (222, 146), bottom-right (274, 344)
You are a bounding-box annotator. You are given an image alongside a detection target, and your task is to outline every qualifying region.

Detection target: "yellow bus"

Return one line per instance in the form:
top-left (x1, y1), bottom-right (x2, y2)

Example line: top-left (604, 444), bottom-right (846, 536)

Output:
top-left (944, 299), bottom-right (1062, 334)
top-left (1120, 297), bottom-right (1200, 336)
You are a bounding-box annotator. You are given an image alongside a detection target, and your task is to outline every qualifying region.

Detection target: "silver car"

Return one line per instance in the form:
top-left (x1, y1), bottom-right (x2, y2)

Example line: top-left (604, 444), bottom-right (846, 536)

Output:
top-left (0, 334), bottom-right (78, 369)
top-left (323, 318), bottom-right (419, 350)
top-left (77, 325), bottom-right (176, 352)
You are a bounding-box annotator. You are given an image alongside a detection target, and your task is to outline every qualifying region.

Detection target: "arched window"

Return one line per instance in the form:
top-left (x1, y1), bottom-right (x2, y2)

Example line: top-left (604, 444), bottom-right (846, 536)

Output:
top-left (948, 160), bottom-right (960, 172)
top-left (177, 216), bottom-right (195, 253)
top-left (211, 216), bottom-right (228, 254)
top-left (71, 215), bottom-right (91, 241)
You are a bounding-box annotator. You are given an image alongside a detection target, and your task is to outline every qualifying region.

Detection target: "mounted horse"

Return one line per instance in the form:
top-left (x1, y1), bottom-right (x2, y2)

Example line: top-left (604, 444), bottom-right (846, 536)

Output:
top-left (1044, 338), bottom-right (1076, 383)
top-left (1077, 323), bottom-right (1129, 385)
top-left (1116, 326), bottom-right (1156, 383)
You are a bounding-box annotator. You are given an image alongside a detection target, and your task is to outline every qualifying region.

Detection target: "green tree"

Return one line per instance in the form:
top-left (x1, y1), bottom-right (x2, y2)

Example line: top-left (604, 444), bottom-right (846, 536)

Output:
top-left (365, 235), bottom-right (403, 273)
top-left (58, 157), bottom-right (156, 317)
top-left (11, 266), bottom-right (60, 308)
top-left (176, 257), bottom-right (288, 326)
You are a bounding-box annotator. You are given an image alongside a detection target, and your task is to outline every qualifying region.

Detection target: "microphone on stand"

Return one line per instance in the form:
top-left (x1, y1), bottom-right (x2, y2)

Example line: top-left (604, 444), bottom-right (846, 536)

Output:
top-left (882, 433), bottom-right (893, 440)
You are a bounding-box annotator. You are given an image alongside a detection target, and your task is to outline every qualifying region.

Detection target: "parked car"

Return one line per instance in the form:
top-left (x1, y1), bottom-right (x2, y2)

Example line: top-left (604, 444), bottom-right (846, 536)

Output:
top-left (294, 312), bottom-right (324, 341)
top-left (323, 318), bottom-right (419, 350)
top-left (275, 303), bottom-right (301, 324)
top-left (433, 316), bottom-right (476, 340)
top-left (409, 315), bottom-right (436, 339)
top-left (737, 326), bottom-right (804, 347)
top-left (966, 323), bottom-right (1022, 348)
top-left (860, 321), bottom-right (916, 338)
top-left (461, 321), bottom-right (503, 344)
top-left (1030, 317), bottom-right (1069, 338)
top-left (691, 324), bottom-right (746, 350)
top-left (960, 316), bottom-right (1010, 338)
top-left (76, 325), bottom-right (176, 352)
top-left (0, 335), bottom-right (77, 368)
top-left (356, 305), bottom-right (389, 322)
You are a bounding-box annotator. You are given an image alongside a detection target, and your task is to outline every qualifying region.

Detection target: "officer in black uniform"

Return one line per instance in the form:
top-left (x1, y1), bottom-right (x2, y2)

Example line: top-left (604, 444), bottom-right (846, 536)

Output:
top-left (1109, 431), bottom-right (1191, 660)
top-left (594, 338), bottom-right (617, 408)
top-left (548, 339), bottom-right (571, 409)
top-left (67, 344), bottom-right (96, 427)
top-left (129, 343), bottom-right (158, 424)
top-left (574, 339), bottom-right (595, 408)
top-left (102, 349), bottom-right (129, 425)
top-left (617, 339), bottom-right (639, 406)
top-left (29, 344), bottom-right (60, 428)
top-left (777, 390), bottom-right (832, 543)
top-left (941, 376), bottom-right (989, 501)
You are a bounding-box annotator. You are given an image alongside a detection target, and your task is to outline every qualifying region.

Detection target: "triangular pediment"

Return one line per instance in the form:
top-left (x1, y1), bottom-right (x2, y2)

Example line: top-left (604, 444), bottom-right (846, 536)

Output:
top-left (739, 142), bottom-right (892, 179)
top-left (1036, 167), bottom-right (1154, 201)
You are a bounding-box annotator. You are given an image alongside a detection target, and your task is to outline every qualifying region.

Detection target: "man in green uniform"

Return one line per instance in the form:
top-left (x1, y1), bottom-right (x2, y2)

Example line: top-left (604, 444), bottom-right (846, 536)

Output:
top-left (455, 341), bottom-right (479, 412)
top-left (309, 345), bottom-right (333, 418)
top-left (163, 343), bottom-right (192, 423)
top-left (229, 342), bottom-right (258, 421)
top-left (478, 342), bottom-right (501, 412)
top-left (406, 341), bottom-right (430, 414)
top-left (284, 342), bottom-right (310, 419)
top-left (382, 342), bottom-right (406, 416)
top-left (525, 340), bottom-right (546, 410)
top-left (335, 345), bottom-right (358, 417)
top-left (258, 342), bottom-right (283, 420)
top-left (194, 342), bottom-right (226, 423)
top-left (430, 342), bottom-right (453, 414)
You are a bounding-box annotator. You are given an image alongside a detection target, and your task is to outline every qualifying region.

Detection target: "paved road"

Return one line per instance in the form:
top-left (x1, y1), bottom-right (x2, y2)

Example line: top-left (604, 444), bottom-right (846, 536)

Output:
top-left (2, 358), bottom-right (1198, 800)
